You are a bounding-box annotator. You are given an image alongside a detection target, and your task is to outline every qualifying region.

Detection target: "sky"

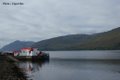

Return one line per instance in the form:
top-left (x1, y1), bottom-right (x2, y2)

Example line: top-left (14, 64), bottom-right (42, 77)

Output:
top-left (0, 0), bottom-right (120, 47)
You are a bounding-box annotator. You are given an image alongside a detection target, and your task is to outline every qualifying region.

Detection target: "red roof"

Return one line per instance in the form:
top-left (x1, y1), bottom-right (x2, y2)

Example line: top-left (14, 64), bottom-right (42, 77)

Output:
top-left (21, 48), bottom-right (33, 51)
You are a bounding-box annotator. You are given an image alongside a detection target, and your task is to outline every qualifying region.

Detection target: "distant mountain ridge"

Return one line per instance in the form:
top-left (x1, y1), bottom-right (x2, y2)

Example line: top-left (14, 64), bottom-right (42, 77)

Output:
top-left (1, 27), bottom-right (120, 51)
top-left (70, 27), bottom-right (120, 50)
top-left (32, 27), bottom-right (120, 50)
top-left (0, 40), bottom-right (34, 51)
top-left (32, 34), bottom-right (92, 50)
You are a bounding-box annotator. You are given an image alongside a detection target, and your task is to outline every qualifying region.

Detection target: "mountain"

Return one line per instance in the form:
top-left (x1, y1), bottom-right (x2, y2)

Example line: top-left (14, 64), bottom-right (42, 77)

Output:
top-left (0, 40), bottom-right (34, 51)
top-left (32, 27), bottom-right (120, 50)
top-left (70, 27), bottom-right (120, 50)
top-left (32, 34), bottom-right (92, 50)
top-left (2, 27), bottom-right (119, 51)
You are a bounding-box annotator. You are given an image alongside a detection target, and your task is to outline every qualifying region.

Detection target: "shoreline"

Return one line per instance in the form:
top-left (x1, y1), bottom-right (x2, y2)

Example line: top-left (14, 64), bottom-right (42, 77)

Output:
top-left (0, 55), bottom-right (27, 80)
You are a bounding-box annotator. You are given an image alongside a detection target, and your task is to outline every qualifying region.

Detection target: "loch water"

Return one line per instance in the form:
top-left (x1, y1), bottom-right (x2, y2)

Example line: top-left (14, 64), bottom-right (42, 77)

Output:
top-left (17, 50), bottom-right (120, 80)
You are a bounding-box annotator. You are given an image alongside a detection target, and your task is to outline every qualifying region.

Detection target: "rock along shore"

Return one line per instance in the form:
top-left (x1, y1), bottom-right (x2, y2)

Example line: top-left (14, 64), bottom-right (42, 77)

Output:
top-left (0, 55), bottom-right (27, 80)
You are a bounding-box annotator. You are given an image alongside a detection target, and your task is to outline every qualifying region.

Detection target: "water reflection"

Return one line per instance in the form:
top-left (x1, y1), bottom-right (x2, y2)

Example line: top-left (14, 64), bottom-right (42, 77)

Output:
top-left (16, 60), bottom-right (49, 75)
top-left (16, 51), bottom-right (120, 80)
top-left (16, 59), bottom-right (120, 80)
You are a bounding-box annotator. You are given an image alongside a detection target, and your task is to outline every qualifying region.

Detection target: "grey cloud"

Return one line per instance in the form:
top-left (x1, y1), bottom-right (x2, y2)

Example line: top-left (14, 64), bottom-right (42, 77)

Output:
top-left (0, 0), bottom-right (120, 47)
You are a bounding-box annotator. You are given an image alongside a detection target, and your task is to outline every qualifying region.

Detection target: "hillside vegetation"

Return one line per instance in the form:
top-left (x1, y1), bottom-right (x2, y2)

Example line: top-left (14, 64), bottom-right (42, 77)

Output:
top-left (71, 27), bottom-right (120, 50)
top-left (32, 34), bottom-right (92, 50)
top-left (32, 27), bottom-right (120, 50)
top-left (1, 27), bottom-right (120, 51)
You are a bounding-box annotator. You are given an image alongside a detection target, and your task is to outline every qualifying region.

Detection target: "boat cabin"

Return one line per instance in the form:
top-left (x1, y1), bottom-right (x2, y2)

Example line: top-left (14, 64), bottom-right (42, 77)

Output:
top-left (14, 48), bottom-right (39, 56)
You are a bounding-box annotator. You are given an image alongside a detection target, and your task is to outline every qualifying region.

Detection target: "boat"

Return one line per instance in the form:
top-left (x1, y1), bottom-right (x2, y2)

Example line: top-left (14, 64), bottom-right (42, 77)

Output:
top-left (13, 48), bottom-right (49, 61)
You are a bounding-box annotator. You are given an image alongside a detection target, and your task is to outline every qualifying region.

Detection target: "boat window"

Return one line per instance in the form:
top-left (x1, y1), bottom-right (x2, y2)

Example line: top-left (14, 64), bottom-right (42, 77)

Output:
top-left (22, 51), bottom-right (27, 53)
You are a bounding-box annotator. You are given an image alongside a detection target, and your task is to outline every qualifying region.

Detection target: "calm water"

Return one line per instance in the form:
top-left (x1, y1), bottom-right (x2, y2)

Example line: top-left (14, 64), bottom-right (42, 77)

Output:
top-left (17, 50), bottom-right (120, 80)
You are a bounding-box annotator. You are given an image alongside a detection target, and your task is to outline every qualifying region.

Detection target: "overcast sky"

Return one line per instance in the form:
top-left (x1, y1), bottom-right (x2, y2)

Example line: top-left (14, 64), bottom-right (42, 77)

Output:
top-left (0, 0), bottom-right (120, 47)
